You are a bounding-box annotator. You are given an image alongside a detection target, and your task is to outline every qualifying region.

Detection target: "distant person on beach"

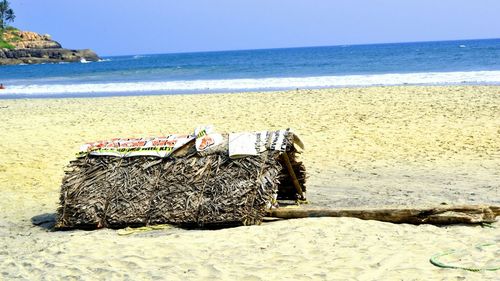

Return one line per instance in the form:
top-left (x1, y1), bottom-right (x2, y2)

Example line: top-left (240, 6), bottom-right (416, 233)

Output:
top-left (0, 84), bottom-right (5, 89)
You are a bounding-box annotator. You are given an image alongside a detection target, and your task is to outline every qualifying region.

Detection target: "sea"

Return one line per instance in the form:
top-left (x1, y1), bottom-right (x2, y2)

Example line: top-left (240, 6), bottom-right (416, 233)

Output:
top-left (1, 38), bottom-right (499, 99)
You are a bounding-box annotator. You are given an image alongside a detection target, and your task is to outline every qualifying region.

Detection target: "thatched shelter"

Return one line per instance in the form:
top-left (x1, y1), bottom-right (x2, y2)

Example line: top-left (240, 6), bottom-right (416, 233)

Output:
top-left (56, 128), bottom-right (306, 229)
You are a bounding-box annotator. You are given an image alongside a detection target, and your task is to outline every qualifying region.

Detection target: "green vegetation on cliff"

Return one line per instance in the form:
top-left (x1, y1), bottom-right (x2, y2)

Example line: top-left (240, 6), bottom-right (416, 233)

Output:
top-left (0, 26), bottom-right (18, 49)
top-left (0, 41), bottom-right (13, 49)
top-left (0, 35), bottom-right (14, 49)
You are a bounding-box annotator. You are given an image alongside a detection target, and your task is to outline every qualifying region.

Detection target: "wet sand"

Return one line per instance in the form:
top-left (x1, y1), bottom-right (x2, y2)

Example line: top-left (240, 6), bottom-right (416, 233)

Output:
top-left (0, 86), bottom-right (499, 280)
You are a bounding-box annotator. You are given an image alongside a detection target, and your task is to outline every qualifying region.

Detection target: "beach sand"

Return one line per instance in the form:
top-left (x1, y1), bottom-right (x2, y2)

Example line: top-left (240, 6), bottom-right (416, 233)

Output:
top-left (0, 85), bottom-right (498, 280)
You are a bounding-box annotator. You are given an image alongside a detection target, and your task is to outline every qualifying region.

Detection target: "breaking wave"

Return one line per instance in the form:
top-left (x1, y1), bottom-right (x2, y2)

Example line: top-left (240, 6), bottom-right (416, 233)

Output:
top-left (2, 70), bottom-right (500, 97)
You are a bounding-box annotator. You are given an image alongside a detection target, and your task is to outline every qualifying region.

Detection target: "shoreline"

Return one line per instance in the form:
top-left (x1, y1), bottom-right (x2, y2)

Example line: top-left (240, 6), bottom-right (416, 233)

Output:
top-left (1, 82), bottom-right (500, 100)
top-left (0, 85), bottom-right (498, 279)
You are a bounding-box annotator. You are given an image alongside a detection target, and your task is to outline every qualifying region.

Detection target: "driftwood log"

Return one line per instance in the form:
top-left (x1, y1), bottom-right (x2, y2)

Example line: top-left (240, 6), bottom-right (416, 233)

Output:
top-left (267, 205), bottom-right (499, 225)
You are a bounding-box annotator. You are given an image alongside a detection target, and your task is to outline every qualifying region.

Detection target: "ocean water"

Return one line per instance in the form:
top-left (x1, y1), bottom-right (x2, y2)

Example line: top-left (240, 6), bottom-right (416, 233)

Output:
top-left (1, 38), bottom-right (499, 98)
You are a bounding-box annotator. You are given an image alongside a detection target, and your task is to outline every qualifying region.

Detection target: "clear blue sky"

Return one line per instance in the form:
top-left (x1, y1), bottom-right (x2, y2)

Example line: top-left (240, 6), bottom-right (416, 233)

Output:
top-left (11, 0), bottom-right (500, 56)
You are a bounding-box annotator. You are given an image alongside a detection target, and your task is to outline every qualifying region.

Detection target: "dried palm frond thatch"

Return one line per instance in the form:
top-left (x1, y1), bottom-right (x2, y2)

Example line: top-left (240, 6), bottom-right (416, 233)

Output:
top-left (56, 130), bottom-right (306, 229)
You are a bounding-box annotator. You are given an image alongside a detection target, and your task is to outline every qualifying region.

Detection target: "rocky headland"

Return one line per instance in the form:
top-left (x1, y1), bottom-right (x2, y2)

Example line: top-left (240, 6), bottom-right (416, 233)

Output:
top-left (0, 29), bottom-right (100, 65)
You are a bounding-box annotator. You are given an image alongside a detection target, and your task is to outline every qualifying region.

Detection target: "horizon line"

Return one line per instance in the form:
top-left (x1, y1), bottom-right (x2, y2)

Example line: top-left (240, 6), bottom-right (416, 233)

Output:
top-left (100, 37), bottom-right (500, 57)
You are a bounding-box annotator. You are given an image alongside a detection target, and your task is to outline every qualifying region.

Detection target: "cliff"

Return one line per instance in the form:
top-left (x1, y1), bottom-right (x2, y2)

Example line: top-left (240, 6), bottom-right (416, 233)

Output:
top-left (0, 29), bottom-right (100, 65)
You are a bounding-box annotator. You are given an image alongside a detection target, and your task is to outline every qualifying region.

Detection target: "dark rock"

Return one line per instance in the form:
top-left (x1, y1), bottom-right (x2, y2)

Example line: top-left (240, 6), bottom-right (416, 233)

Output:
top-left (0, 48), bottom-right (100, 65)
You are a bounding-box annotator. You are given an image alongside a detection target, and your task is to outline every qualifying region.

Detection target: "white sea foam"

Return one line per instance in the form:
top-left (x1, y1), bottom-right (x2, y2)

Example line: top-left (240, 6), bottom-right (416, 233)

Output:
top-left (3, 70), bottom-right (500, 96)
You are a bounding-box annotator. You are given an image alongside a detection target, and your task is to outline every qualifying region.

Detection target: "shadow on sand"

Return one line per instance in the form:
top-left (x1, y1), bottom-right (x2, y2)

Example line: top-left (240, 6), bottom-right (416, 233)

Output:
top-left (31, 213), bottom-right (57, 230)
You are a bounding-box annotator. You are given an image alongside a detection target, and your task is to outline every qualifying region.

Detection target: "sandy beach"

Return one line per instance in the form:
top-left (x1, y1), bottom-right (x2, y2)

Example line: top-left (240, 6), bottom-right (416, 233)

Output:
top-left (0, 85), bottom-right (498, 280)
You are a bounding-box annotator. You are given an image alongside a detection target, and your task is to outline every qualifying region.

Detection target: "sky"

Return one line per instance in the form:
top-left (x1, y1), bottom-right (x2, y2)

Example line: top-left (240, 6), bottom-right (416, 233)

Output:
top-left (10, 0), bottom-right (500, 56)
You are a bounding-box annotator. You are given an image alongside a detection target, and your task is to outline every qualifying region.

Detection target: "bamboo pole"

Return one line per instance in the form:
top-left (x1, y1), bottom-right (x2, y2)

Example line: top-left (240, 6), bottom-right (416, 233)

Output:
top-left (267, 205), bottom-right (499, 225)
top-left (281, 152), bottom-right (305, 200)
